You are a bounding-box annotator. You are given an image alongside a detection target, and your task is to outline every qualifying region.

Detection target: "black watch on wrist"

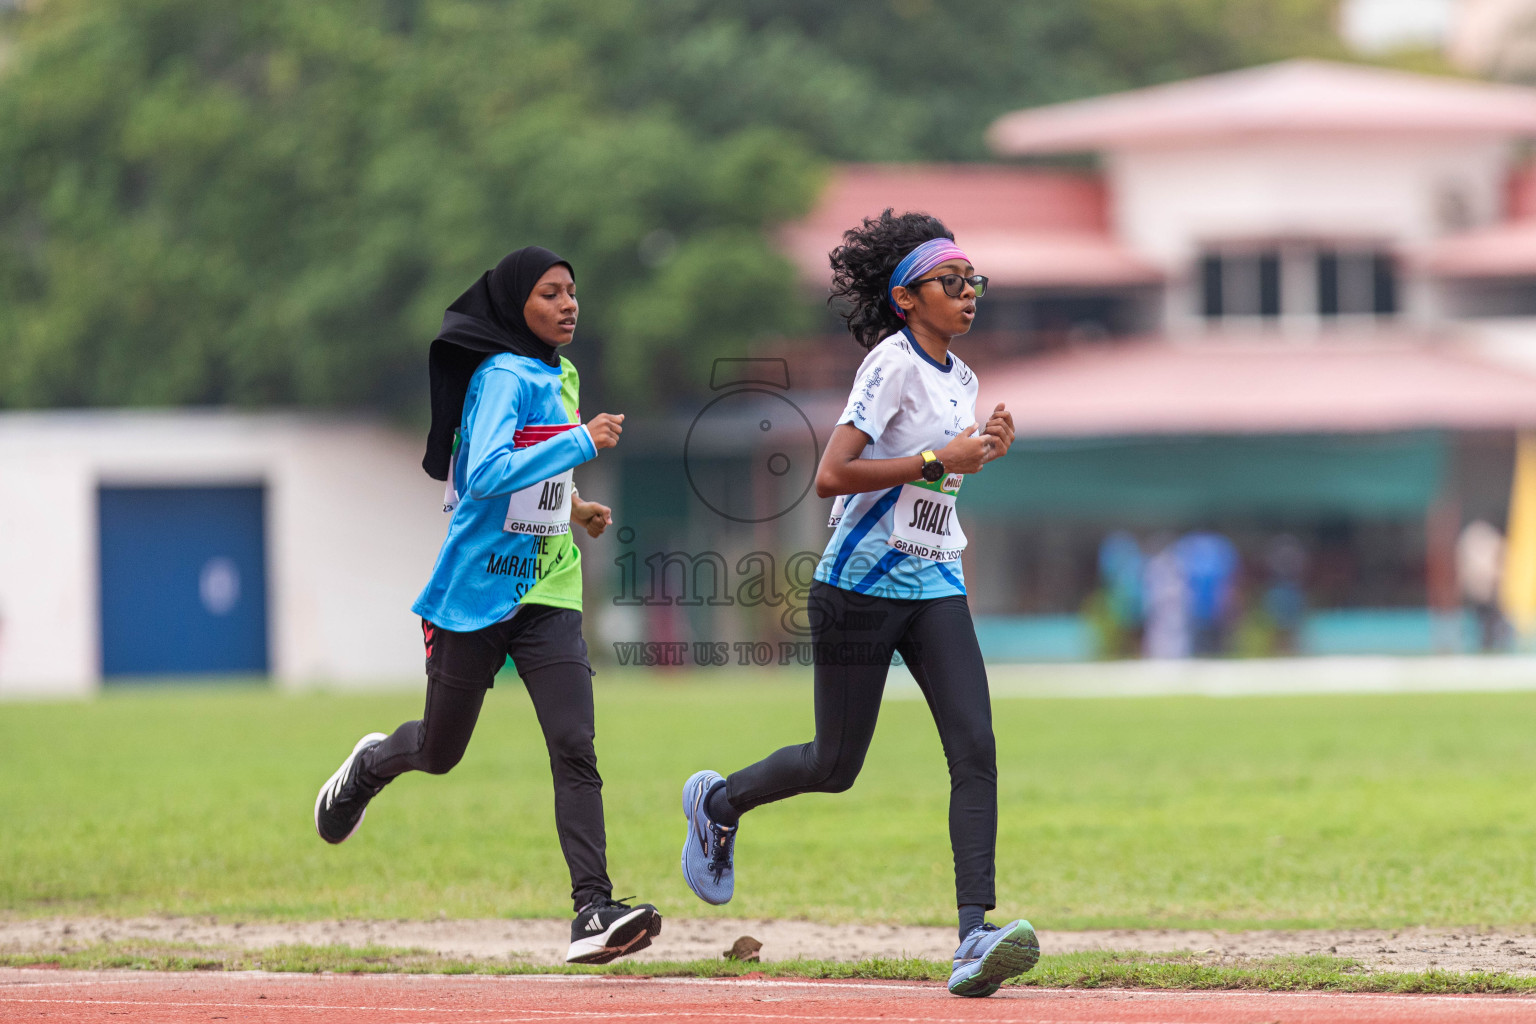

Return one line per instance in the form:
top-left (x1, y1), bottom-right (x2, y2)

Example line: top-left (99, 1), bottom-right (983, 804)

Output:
top-left (920, 449), bottom-right (945, 482)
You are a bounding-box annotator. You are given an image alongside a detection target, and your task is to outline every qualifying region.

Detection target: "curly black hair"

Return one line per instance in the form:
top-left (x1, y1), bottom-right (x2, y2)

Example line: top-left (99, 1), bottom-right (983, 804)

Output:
top-left (828, 208), bottom-right (954, 350)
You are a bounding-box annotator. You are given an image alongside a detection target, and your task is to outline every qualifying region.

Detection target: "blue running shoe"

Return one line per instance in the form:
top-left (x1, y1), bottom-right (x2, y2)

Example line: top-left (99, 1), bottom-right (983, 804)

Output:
top-left (680, 769), bottom-right (736, 905)
top-left (947, 919), bottom-right (1040, 997)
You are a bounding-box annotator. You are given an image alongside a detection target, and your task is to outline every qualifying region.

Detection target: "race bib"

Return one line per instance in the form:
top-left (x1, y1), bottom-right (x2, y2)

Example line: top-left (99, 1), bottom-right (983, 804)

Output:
top-left (827, 494), bottom-right (846, 528)
top-left (503, 470), bottom-right (573, 536)
top-left (442, 432), bottom-right (463, 513)
top-left (887, 473), bottom-right (966, 562)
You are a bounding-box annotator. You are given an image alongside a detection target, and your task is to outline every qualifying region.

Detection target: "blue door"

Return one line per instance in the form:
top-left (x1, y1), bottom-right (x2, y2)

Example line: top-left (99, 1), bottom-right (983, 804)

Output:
top-left (98, 485), bottom-right (269, 678)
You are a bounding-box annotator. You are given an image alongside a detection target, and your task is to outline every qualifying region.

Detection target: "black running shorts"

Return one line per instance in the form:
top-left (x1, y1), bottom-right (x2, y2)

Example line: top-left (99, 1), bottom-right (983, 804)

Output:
top-left (422, 604), bottom-right (591, 689)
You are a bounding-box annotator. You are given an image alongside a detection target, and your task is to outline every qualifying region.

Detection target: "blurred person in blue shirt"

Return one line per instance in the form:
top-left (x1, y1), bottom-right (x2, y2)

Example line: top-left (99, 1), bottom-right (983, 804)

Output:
top-left (1176, 531), bottom-right (1239, 657)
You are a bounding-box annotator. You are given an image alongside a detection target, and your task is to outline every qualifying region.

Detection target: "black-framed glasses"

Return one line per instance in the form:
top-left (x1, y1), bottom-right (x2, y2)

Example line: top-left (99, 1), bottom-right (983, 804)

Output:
top-left (907, 273), bottom-right (988, 299)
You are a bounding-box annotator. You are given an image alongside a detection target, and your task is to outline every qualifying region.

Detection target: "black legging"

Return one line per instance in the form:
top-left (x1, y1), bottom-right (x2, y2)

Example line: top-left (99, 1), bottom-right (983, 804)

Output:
top-left (362, 661), bottom-right (609, 910)
top-left (725, 580), bottom-right (998, 909)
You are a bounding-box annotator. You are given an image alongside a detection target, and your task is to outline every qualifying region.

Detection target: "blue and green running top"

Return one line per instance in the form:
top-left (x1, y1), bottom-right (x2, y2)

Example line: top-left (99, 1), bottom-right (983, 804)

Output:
top-left (412, 352), bottom-right (595, 631)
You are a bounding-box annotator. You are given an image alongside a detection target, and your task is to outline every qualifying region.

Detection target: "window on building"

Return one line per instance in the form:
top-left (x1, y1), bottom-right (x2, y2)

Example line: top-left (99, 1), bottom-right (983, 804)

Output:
top-left (1200, 254), bottom-right (1222, 318)
top-left (1317, 250), bottom-right (1397, 317)
top-left (977, 289), bottom-right (1161, 353)
top-left (1201, 250), bottom-right (1281, 319)
top-left (1201, 245), bottom-right (1397, 322)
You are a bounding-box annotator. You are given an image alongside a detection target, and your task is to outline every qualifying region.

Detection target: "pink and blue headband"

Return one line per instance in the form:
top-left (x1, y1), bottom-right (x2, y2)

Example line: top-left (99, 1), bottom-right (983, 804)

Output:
top-left (888, 237), bottom-right (970, 319)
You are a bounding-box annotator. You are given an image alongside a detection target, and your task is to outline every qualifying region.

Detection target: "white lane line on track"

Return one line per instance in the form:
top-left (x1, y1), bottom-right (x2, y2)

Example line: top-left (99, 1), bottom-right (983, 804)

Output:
top-left (501, 976), bottom-right (1536, 1007)
top-left (489, 976), bottom-right (949, 994)
top-left (290, 1015), bottom-right (1208, 1024)
top-left (407, 1018), bottom-right (1190, 1024)
top-left (0, 996), bottom-right (506, 1013)
top-left (12, 968), bottom-right (1536, 1006)
top-left (0, 1000), bottom-right (1190, 1024)
top-left (435, 974), bottom-right (1536, 1006)
top-left (1035, 987), bottom-right (1536, 1007)
top-left (8, 976), bottom-right (1536, 1013)
top-left (1, 974), bottom-right (927, 994)
top-left (0, 973), bottom-right (952, 997)
top-left (13, 975), bottom-right (1536, 1006)
top-left (8, 991), bottom-right (1536, 1024)
top-left (0, 977), bottom-right (172, 988)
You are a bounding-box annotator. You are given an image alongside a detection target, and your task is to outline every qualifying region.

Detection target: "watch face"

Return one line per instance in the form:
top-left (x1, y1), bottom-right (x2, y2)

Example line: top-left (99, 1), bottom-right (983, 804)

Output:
top-left (922, 459), bottom-right (945, 482)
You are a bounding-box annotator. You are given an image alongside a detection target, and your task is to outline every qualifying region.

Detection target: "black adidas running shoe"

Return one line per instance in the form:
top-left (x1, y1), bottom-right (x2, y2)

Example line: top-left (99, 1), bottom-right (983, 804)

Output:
top-left (314, 732), bottom-right (388, 844)
top-left (565, 897), bottom-right (663, 964)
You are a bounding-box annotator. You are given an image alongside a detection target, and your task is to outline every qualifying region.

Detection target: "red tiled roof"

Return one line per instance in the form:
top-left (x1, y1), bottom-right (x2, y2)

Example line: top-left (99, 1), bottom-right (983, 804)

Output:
top-left (989, 60), bottom-right (1536, 155)
top-left (1420, 221), bottom-right (1536, 278)
top-left (1507, 164), bottom-right (1536, 220)
top-left (959, 232), bottom-right (1162, 289)
top-left (977, 340), bottom-right (1536, 436)
top-left (780, 164), bottom-right (1160, 290)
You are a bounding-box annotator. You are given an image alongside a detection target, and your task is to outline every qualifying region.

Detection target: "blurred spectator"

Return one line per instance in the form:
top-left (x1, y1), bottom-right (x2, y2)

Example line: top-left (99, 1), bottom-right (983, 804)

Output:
top-left (1456, 518), bottom-right (1509, 651)
top-left (1092, 531), bottom-right (1145, 657)
top-left (1177, 531), bottom-right (1239, 656)
top-left (1143, 537), bottom-right (1191, 659)
top-left (1262, 534), bottom-right (1308, 654)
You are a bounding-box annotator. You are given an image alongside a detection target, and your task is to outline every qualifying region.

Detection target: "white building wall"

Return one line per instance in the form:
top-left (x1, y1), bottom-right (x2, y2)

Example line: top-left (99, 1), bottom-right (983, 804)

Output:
top-left (1450, 0), bottom-right (1536, 76)
top-left (0, 411), bottom-right (451, 697)
top-left (0, 430), bottom-right (97, 695)
top-left (1340, 0), bottom-right (1457, 55)
top-left (1107, 136), bottom-right (1511, 333)
top-left (1109, 136), bottom-right (1509, 264)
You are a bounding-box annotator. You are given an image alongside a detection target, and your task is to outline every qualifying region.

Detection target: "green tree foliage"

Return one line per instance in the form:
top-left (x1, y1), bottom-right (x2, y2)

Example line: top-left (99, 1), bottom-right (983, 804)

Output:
top-left (0, 0), bottom-right (822, 409)
top-left (572, 0), bottom-right (1346, 159)
top-left (0, 0), bottom-right (1345, 411)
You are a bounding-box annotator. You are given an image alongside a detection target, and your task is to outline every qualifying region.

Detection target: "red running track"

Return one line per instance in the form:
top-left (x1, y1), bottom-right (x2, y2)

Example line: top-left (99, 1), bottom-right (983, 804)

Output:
top-left (5, 968), bottom-right (1536, 1024)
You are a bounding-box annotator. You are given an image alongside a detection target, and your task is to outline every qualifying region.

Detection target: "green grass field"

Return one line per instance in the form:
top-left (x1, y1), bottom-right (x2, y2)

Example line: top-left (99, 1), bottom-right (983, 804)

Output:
top-left (4, 671), bottom-right (1536, 930)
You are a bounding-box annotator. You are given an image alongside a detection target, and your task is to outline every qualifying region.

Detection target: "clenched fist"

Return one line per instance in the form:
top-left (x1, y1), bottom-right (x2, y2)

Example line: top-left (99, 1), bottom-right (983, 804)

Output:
top-left (586, 413), bottom-right (625, 450)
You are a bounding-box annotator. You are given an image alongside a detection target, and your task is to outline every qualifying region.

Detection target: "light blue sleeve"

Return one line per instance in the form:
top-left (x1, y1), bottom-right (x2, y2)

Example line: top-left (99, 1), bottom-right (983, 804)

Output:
top-left (461, 368), bottom-right (598, 501)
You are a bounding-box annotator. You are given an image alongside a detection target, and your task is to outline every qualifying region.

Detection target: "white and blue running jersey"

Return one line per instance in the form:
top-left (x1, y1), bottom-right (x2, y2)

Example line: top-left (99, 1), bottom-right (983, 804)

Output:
top-left (815, 328), bottom-right (980, 601)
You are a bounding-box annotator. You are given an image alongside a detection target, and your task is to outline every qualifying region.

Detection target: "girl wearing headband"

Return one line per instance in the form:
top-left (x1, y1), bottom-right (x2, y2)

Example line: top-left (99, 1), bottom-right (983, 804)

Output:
top-left (312, 247), bottom-right (663, 966)
top-left (679, 210), bottom-right (1034, 997)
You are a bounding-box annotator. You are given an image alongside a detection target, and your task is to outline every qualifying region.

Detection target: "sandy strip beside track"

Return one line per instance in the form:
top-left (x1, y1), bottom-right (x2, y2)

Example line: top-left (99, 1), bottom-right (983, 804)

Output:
top-left (4, 916), bottom-right (1536, 974)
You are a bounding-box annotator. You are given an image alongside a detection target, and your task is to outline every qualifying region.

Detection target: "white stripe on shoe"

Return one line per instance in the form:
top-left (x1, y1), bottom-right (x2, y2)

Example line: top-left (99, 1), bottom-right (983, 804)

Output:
top-left (312, 732), bottom-right (387, 843)
top-left (564, 907), bottom-right (656, 964)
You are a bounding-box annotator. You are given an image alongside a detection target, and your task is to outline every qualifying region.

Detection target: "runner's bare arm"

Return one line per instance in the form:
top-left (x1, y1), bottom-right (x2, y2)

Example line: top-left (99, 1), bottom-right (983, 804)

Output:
top-left (814, 423), bottom-right (994, 499)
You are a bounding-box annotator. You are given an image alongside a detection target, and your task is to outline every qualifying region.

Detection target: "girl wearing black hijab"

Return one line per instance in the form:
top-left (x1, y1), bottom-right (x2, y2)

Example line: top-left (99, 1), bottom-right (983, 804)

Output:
top-left (312, 247), bottom-right (662, 965)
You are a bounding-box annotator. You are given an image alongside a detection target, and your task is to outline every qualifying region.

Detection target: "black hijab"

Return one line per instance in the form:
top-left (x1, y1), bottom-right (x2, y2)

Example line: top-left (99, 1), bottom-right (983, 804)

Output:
top-left (422, 246), bottom-right (572, 480)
